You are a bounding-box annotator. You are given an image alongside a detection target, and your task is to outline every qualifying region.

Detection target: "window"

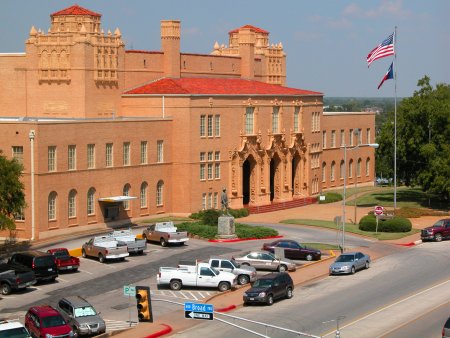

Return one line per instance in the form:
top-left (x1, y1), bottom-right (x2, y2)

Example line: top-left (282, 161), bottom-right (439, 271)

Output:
top-left (140, 182), bottom-right (148, 208)
top-left (48, 191), bottom-right (57, 220)
top-left (14, 208), bottom-right (25, 221)
top-left (215, 115), bottom-right (221, 137)
top-left (322, 131), bottom-right (327, 149)
top-left (207, 192), bottom-right (212, 209)
top-left (87, 144), bottom-right (95, 169)
top-left (123, 184), bottom-right (130, 210)
top-left (207, 163), bottom-right (213, 180)
top-left (357, 158), bottom-right (362, 177)
top-left (200, 115), bottom-right (206, 137)
top-left (245, 107), bottom-right (254, 135)
top-left (311, 112), bottom-right (320, 132)
top-left (140, 141), bottom-right (147, 164)
top-left (272, 106), bottom-right (279, 133)
top-left (215, 163), bottom-right (220, 179)
top-left (106, 143), bottom-right (113, 167)
top-left (202, 193), bottom-right (206, 210)
top-left (322, 162), bottom-right (326, 182)
top-left (12, 146), bottom-right (24, 164)
top-left (331, 130), bottom-right (336, 148)
top-left (340, 129), bottom-right (345, 147)
top-left (367, 128), bottom-right (371, 144)
top-left (357, 130), bottom-right (362, 145)
top-left (208, 151), bottom-right (213, 161)
top-left (215, 151), bottom-right (220, 161)
top-left (48, 146), bottom-right (56, 172)
top-left (200, 152), bottom-right (206, 162)
top-left (349, 159), bottom-right (353, 178)
top-left (123, 142), bottom-right (130, 166)
top-left (87, 188), bottom-right (95, 215)
top-left (349, 129), bottom-right (354, 146)
top-left (340, 160), bottom-right (345, 179)
top-left (366, 158), bottom-right (370, 176)
top-left (157, 140), bottom-right (163, 163)
top-left (68, 190), bottom-right (76, 218)
top-left (331, 161), bottom-right (335, 181)
top-left (156, 181), bottom-right (164, 206)
top-left (293, 106), bottom-right (299, 133)
top-left (214, 192), bottom-right (218, 209)
top-left (207, 115), bottom-right (213, 137)
top-left (200, 164), bottom-right (206, 180)
top-left (68, 145), bottom-right (76, 170)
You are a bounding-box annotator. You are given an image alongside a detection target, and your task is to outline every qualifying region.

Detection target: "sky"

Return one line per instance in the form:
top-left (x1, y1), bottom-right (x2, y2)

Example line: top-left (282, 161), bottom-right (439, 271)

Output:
top-left (0, 0), bottom-right (448, 97)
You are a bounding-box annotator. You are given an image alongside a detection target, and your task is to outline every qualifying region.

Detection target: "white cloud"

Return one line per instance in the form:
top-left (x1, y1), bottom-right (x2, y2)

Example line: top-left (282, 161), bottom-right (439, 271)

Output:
top-left (343, 0), bottom-right (412, 20)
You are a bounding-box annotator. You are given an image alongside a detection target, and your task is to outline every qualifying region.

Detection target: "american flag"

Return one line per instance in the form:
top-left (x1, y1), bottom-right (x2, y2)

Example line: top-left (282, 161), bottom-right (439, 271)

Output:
top-left (367, 33), bottom-right (395, 67)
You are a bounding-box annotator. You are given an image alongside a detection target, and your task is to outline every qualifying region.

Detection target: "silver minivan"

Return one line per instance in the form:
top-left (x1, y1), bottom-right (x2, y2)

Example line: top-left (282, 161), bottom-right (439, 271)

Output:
top-left (57, 296), bottom-right (106, 337)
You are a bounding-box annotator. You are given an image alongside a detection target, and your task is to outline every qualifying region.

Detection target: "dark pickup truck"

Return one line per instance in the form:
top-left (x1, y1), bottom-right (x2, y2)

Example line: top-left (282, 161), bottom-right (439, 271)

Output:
top-left (0, 263), bottom-right (36, 295)
top-left (421, 218), bottom-right (450, 242)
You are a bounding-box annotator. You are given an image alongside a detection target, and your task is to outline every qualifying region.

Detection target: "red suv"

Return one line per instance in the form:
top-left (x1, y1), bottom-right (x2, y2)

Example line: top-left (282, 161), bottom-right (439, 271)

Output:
top-left (25, 305), bottom-right (73, 338)
top-left (421, 218), bottom-right (450, 242)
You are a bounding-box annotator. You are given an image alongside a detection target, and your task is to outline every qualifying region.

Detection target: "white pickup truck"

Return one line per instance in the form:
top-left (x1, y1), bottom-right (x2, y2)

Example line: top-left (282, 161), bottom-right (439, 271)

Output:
top-left (157, 262), bottom-right (236, 291)
top-left (108, 229), bottom-right (147, 254)
top-left (81, 236), bottom-right (129, 263)
top-left (142, 221), bottom-right (189, 247)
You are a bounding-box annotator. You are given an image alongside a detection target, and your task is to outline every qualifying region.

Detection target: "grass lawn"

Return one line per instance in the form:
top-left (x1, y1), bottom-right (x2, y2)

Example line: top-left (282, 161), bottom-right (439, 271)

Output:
top-left (281, 219), bottom-right (420, 240)
top-left (302, 243), bottom-right (340, 250)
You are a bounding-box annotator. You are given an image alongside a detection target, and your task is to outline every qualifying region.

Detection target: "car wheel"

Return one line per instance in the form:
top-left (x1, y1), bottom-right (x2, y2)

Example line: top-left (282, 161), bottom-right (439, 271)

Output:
top-left (306, 254), bottom-right (313, 261)
top-left (179, 242), bottom-right (185, 246)
top-left (160, 238), bottom-right (167, 247)
top-left (240, 262), bottom-right (250, 266)
top-left (351, 266), bottom-right (356, 274)
top-left (278, 264), bottom-right (287, 272)
top-left (434, 233), bottom-right (443, 242)
top-left (218, 282), bottom-right (231, 292)
top-left (98, 254), bottom-right (105, 263)
top-left (266, 294), bottom-right (274, 306)
top-left (238, 274), bottom-right (250, 285)
top-left (170, 280), bottom-right (182, 290)
top-left (285, 287), bottom-right (293, 299)
top-left (365, 261), bottom-right (370, 269)
top-left (1, 283), bottom-right (12, 295)
top-left (81, 249), bottom-right (87, 258)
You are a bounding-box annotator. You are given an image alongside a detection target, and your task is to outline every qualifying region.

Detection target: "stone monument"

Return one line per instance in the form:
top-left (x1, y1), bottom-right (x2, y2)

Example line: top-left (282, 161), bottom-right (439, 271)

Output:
top-left (217, 188), bottom-right (237, 239)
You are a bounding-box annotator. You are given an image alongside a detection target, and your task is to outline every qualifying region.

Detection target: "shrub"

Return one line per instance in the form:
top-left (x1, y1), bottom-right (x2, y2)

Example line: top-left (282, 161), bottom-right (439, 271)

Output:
top-left (176, 222), bottom-right (217, 239)
top-left (189, 208), bottom-right (249, 221)
top-left (229, 208), bottom-right (249, 218)
top-left (359, 215), bottom-right (412, 232)
top-left (201, 209), bottom-right (221, 226)
top-left (175, 221), bottom-right (278, 239)
top-left (235, 224), bottom-right (278, 239)
top-left (319, 192), bottom-right (343, 204)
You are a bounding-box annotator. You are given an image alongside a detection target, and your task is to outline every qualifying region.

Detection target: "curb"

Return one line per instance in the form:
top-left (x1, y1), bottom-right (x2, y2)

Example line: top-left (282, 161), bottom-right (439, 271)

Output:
top-left (143, 324), bottom-right (172, 338)
top-left (397, 239), bottom-right (422, 247)
top-left (208, 235), bottom-right (283, 243)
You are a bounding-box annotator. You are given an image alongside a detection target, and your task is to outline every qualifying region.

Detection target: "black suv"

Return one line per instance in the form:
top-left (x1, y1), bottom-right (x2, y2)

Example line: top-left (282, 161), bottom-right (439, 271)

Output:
top-left (8, 251), bottom-right (58, 282)
top-left (243, 272), bottom-right (294, 305)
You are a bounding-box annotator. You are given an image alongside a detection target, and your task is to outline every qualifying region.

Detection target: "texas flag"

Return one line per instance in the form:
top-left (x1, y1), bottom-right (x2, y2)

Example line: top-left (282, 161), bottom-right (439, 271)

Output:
top-left (378, 62), bottom-right (394, 89)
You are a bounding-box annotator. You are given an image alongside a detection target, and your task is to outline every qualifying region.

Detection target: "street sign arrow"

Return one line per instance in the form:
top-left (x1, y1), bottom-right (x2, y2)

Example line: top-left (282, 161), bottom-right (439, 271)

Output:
top-left (184, 311), bottom-right (213, 320)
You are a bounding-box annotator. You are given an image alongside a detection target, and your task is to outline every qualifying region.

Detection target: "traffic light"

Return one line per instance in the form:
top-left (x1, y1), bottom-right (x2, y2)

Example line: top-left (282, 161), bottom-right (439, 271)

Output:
top-left (136, 286), bottom-right (153, 322)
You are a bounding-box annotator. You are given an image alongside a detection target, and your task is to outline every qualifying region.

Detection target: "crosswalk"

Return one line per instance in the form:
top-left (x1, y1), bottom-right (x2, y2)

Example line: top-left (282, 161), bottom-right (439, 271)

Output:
top-left (150, 289), bottom-right (215, 301)
top-left (104, 319), bottom-right (138, 332)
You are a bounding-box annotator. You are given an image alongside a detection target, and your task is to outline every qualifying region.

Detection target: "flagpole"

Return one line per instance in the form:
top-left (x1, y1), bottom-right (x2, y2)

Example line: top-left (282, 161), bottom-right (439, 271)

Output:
top-left (393, 26), bottom-right (397, 210)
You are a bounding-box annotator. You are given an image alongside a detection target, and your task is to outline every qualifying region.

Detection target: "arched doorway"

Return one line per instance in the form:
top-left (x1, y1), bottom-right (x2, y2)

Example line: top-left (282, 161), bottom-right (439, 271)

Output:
top-left (269, 153), bottom-right (281, 201)
top-left (242, 155), bottom-right (256, 205)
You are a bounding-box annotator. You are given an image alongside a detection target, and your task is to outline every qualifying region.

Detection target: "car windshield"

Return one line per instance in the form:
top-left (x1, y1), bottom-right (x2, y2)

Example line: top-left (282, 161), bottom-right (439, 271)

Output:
top-left (336, 254), bottom-right (355, 263)
top-left (433, 220), bottom-right (444, 227)
top-left (252, 279), bottom-right (273, 288)
top-left (41, 315), bottom-right (66, 328)
top-left (0, 327), bottom-right (30, 338)
top-left (52, 250), bottom-right (69, 258)
top-left (229, 259), bottom-right (239, 268)
top-left (74, 306), bottom-right (97, 317)
top-left (210, 267), bottom-right (219, 275)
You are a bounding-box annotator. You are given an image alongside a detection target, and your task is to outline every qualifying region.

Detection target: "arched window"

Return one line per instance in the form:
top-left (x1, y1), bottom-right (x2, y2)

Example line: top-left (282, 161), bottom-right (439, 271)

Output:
top-left (156, 181), bottom-right (164, 206)
top-left (87, 188), bottom-right (96, 215)
top-left (140, 182), bottom-right (148, 208)
top-left (123, 184), bottom-right (131, 210)
top-left (357, 158), bottom-right (362, 177)
top-left (322, 162), bottom-right (326, 183)
top-left (331, 161), bottom-right (335, 181)
top-left (349, 159), bottom-right (353, 178)
top-left (48, 191), bottom-right (57, 220)
top-left (340, 160), bottom-right (345, 179)
top-left (68, 189), bottom-right (77, 218)
top-left (366, 157), bottom-right (371, 176)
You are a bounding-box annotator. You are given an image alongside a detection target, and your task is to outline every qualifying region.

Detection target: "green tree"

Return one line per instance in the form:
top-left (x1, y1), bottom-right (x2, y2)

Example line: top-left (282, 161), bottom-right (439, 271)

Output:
top-left (376, 76), bottom-right (450, 200)
top-left (0, 150), bottom-right (26, 231)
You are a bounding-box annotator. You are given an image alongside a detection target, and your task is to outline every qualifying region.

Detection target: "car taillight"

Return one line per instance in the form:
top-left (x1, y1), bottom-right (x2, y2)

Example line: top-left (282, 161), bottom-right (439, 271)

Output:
top-left (168, 234), bottom-right (171, 239)
top-left (158, 272), bottom-right (161, 278)
top-left (32, 262), bottom-right (35, 269)
top-left (16, 277), bottom-right (22, 284)
top-left (105, 249), bottom-right (108, 254)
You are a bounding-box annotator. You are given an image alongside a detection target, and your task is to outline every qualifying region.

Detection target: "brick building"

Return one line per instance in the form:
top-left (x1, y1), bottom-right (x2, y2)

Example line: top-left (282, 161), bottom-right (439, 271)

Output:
top-left (0, 5), bottom-right (375, 240)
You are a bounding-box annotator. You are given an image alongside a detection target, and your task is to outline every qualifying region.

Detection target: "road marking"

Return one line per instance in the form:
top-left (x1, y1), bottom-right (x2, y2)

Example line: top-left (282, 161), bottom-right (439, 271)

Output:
top-left (179, 291), bottom-right (190, 299)
top-left (57, 277), bottom-right (68, 282)
top-left (169, 291), bottom-right (176, 297)
top-left (197, 291), bottom-right (205, 298)
top-left (187, 291), bottom-right (198, 300)
top-left (104, 319), bottom-right (137, 331)
top-left (78, 269), bottom-right (93, 275)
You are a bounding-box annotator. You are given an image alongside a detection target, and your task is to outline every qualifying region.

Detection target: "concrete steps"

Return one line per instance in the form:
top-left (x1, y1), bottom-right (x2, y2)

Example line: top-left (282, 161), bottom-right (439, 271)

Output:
top-left (246, 197), bottom-right (317, 214)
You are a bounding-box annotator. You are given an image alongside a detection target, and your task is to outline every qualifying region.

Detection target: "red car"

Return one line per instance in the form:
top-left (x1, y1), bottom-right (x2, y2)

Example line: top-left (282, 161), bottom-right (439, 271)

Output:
top-left (47, 248), bottom-right (80, 272)
top-left (262, 239), bottom-right (322, 261)
top-left (421, 218), bottom-right (450, 242)
top-left (25, 305), bottom-right (73, 338)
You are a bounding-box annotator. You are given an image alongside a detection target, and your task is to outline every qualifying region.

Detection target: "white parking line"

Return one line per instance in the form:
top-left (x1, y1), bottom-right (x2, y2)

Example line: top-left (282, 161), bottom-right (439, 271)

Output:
top-left (197, 291), bottom-right (205, 298)
top-left (169, 291), bottom-right (176, 297)
top-left (126, 257), bottom-right (136, 262)
top-left (57, 278), bottom-right (68, 282)
top-left (187, 291), bottom-right (198, 300)
top-left (78, 269), bottom-right (93, 275)
top-left (179, 291), bottom-right (190, 299)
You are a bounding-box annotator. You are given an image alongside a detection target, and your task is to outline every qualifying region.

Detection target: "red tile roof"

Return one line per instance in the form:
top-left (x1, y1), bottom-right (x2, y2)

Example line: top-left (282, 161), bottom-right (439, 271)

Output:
top-left (229, 25), bottom-right (269, 34)
top-left (124, 78), bottom-right (322, 96)
top-left (51, 4), bottom-right (101, 17)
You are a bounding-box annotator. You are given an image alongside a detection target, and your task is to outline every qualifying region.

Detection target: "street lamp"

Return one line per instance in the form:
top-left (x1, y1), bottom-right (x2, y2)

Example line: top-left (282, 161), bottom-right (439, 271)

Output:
top-left (341, 129), bottom-right (378, 252)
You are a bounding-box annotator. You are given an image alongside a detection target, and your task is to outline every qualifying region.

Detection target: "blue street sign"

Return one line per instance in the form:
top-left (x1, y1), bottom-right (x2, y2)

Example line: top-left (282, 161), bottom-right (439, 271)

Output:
top-left (184, 302), bottom-right (214, 314)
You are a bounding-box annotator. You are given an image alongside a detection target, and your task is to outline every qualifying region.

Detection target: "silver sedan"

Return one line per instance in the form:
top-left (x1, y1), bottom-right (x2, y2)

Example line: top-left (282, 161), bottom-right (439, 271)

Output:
top-left (329, 251), bottom-right (370, 275)
top-left (232, 251), bottom-right (297, 272)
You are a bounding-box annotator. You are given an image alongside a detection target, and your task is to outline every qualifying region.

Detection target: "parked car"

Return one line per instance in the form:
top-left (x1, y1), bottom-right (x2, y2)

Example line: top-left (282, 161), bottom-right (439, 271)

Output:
top-left (57, 296), bottom-right (106, 337)
top-left (25, 305), bottom-right (73, 338)
top-left (421, 218), bottom-right (450, 242)
top-left (142, 221), bottom-right (189, 247)
top-left (0, 262), bottom-right (36, 295)
top-left (329, 252), bottom-right (370, 275)
top-left (81, 236), bottom-right (129, 263)
top-left (233, 251), bottom-right (297, 272)
top-left (243, 272), bottom-right (294, 306)
top-left (262, 239), bottom-right (321, 261)
top-left (107, 229), bottom-right (147, 254)
top-left (443, 316), bottom-right (450, 338)
top-left (47, 248), bottom-right (80, 272)
top-left (8, 251), bottom-right (58, 283)
top-left (0, 320), bottom-right (31, 338)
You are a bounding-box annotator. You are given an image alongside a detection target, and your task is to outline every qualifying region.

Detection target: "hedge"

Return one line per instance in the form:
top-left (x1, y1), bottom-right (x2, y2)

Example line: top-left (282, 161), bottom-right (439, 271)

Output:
top-left (176, 221), bottom-right (278, 239)
top-left (189, 208), bottom-right (249, 221)
top-left (359, 215), bottom-right (412, 233)
top-left (318, 192), bottom-right (343, 204)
